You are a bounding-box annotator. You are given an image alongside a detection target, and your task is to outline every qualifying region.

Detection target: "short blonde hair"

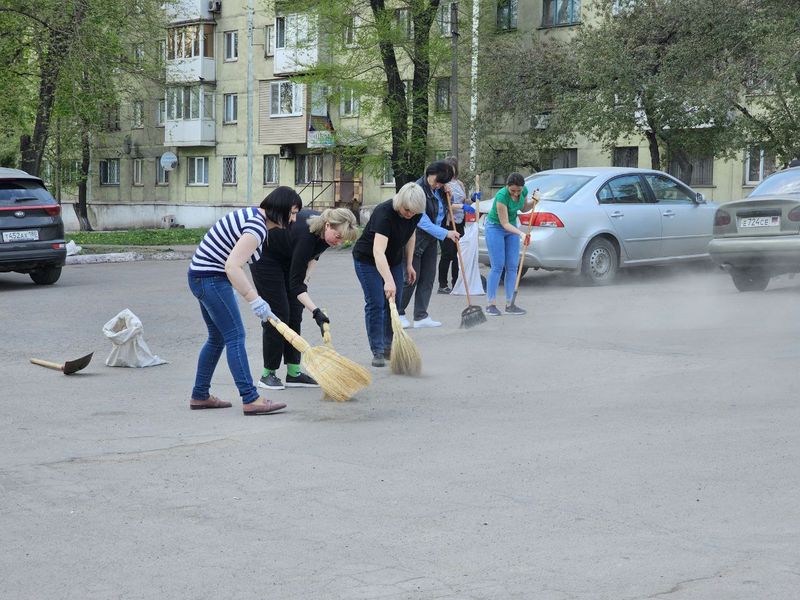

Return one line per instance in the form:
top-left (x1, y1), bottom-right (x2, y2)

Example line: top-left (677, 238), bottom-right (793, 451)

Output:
top-left (392, 182), bottom-right (426, 214)
top-left (307, 207), bottom-right (359, 242)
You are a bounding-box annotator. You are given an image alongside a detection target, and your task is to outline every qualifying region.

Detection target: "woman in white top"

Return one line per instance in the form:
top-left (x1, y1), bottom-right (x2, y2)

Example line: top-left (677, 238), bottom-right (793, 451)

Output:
top-left (187, 186), bottom-right (300, 415)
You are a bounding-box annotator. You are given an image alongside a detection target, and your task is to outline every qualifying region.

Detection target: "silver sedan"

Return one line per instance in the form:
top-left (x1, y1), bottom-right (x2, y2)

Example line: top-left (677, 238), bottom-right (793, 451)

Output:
top-left (478, 167), bottom-right (718, 284)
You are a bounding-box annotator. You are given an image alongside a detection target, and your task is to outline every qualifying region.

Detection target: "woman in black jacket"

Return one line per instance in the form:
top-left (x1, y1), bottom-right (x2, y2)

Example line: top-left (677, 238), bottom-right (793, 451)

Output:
top-left (250, 207), bottom-right (359, 390)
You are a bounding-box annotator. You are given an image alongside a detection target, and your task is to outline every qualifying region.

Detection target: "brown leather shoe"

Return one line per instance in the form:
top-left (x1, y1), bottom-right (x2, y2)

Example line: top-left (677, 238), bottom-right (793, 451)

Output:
top-left (190, 395), bottom-right (232, 410)
top-left (243, 398), bottom-right (286, 415)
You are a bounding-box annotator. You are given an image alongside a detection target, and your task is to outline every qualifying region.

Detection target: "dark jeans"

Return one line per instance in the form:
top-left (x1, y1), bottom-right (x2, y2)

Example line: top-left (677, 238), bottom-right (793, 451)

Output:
top-left (353, 258), bottom-right (405, 357)
top-left (399, 232), bottom-right (437, 320)
top-left (188, 273), bottom-right (259, 404)
top-left (251, 259), bottom-right (303, 370)
top-left (438, 220), bottom-right (465, 288)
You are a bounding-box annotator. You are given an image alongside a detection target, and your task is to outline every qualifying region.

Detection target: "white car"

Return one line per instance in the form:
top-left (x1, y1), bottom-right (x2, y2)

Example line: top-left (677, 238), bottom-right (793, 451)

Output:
top-left (477, 167), bottom-right (718, 284)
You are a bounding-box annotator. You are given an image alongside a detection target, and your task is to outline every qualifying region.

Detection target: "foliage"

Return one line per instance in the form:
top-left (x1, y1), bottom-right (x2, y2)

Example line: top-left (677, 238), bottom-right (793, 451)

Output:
top-left (66, 228), bottom-right (207, 246)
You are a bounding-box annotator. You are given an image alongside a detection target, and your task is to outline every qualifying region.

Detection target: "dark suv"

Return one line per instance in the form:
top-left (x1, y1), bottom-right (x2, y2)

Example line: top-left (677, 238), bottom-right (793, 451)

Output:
top-left (0, 168), bottom-right (66, 285)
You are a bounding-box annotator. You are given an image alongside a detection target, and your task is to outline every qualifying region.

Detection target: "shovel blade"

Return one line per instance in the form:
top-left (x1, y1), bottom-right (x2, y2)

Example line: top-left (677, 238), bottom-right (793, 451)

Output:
top-left (62, 352), bottom-right (94, 375)
top-left (460, 305), bottom-right (487, 329)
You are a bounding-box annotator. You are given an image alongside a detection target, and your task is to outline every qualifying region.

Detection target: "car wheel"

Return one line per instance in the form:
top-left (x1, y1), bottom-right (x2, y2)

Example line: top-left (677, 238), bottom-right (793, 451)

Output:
top-left (730, 267), bottom-right (769, 292)
top-left (581, 238), bottom-right (618, 285)
top-left (30, 265), bottom-right (62, 285)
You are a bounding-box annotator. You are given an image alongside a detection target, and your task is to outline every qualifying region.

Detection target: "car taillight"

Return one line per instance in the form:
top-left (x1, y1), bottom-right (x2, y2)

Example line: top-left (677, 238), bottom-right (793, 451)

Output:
top-left (788, 206), bottom-right (800, 222)
top-left (532, 212), bottom-right (564, 228)
top-left (52, 243), bottom-right (65, 249)
top-left (714, 209), bottom-right (731, 226)
top-left (43, 205), bottom-right (61, 217)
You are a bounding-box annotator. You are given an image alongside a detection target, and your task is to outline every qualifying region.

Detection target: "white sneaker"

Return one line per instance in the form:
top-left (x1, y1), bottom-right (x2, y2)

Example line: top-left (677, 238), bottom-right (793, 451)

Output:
top-left (398, 315), bottom-right (411, 329)
top-left (413, 316), bottom-right (442, 328)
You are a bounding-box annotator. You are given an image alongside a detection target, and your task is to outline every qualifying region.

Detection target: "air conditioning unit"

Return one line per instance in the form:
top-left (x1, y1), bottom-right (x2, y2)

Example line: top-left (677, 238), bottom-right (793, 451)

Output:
top-left (208, 0), bottom-right (222, 13)
top-left (279, 145), bottom-right (295, 159)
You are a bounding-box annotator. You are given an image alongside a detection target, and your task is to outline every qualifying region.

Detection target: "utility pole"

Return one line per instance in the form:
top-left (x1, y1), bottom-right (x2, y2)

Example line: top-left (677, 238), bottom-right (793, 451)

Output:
top-left (469, 0), bottom-right (480, 174)
top-left (246, 0), bottom-right (255, 203)
top-left (450, 2), bottom-right (459, 160)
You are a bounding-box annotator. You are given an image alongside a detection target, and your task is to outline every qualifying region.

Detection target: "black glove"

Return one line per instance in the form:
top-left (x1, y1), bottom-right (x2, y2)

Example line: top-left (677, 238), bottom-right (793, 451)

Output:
top-left (312, 308), bottom-right (330, 336)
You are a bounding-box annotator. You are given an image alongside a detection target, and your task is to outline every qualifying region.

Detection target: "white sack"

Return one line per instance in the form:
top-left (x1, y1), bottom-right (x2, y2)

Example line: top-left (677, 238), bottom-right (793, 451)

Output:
top-left (452, 222), bottom-right (485, 296)
top-left (102, 309), bottom-right (167, 367)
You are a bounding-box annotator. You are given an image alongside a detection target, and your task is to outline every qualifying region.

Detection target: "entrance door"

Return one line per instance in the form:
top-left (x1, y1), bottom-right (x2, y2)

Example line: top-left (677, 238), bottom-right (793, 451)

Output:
top-left (338, 167), bottom-right (355, 207)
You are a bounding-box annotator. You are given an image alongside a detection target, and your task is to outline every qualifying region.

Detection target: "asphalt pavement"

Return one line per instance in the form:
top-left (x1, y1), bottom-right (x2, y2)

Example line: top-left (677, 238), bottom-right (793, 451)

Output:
top-left (1, 253), bottom-right (799, 599)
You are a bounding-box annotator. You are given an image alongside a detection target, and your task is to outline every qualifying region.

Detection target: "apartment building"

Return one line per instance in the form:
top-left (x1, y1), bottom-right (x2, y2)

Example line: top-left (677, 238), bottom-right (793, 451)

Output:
top-left (76, 0), bottom-right (770, 230)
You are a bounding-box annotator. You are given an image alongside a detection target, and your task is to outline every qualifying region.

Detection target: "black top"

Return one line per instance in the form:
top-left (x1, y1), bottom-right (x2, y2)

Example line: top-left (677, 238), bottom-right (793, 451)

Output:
top-left (352, 199), bottom-right (421, 267)
top-left (251, 209), bottom-right (329, 298)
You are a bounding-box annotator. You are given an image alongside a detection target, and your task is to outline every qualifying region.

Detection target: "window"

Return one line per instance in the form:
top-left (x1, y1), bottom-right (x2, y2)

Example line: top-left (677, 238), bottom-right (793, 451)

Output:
top-left (270, 81), bottom-right (304, 116)
top-left (156, 158), bottom-right (169, 185)
top-left (643, 174), bottom-right (696, 204)
top-left (203, 90), bottom-right (214, 119)
top-left (223, 94), bottom-right (238, 123)
top-left (188, 156), bottom-right (209, 185)
top-left (132, 101), bottom-right (144, 128)
top-left (276, 16), bottom-right (286, 49)
top-left (104, 106), bottom-right (120, 131)
top-left (340, 87), bottom-right (359, 117)
top-left (263, 155), bottom-right (279, 184)
top-left (295, 154), bottom-right (323, 184)
top-left (542, 0), bottom-right (581, 27)
top-left (166, 86), bottom-right (211, 121)
top-left (497, 0), bottom-right (518, 31)
top-left (395, 8), bottom-right (413, 40)
top-left (132, 158), bottom-right (143, 186)
top-left (99, 159), bottom-right (120, 185)
top-left (202, 24), bottom-right (214, 57)
top-left (224, 30), bottom-right (238, 61)
top-left (550, 148), bottom-right (577, 169)
top-left (597, 175), bottom-right (647, 204)
top-left (667, 154), bottom-right (713, 186)
top-left (744, 147), bottom-right (777, 185)
top-left (158, 39), bottom-right (167, 64)
top-left (157, 99), bottom-right (166, 126)
top-left (382, 155), bottom-right (395, 186)
top-left (167, 24), bottom-right (205, 59)
top-left (438, 2), bottom-right (455, 36)
top-left (133, 44), bottom-right (145, 67)
top-left (613, 146), bottom-right (638, 168)
top-left (222, 156), bottom-right (237, 185)
top-left (264, 24), bottom-right (274, 56)
top-left (435, 77), bottom-right (451, 112)
top-left (344, 14), bottom-right (357, 46)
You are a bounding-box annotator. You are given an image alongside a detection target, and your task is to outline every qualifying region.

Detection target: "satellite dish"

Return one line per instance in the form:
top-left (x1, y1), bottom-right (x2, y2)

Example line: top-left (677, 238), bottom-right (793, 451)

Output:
top-left (160, 152), bottom-right (178, 171)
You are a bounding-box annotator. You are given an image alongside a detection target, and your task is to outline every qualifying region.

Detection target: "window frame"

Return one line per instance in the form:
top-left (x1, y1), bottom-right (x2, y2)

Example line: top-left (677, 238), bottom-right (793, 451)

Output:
top-left (156, 98), bottom-right (166, 126)
top-left (344, 13), bottom-right (358, 47)
top-left (263, 154), bottom-right (279, 185)
top-left (612, 146), bottom-right (639, 169)
top-left (270, 81), bottom-right (304, 117)
top-left (435, 77), bottom-right (451, 113)
top-left (395, 8), bottom-right (414, 40)
top-left (340, 87), bottom-right (359, 117)
top-left (382, 155), bottom-right (395, 186)
top-left (224, 30), bottom-right (238, 61)
top-left (156, 158), bottom-right (170, 185)
top-left (497, 0), bottom-right (519, 31)
top-left (223, 93), bottom-right (238, 124)
top-left (132, 158), bottom-right (143, 186)
top-left (99, 159), bottom-right (120, 186)
top-left (542, 0), bottom-right (581, 28)
top-left (550, 148), bottom-right (577, 169)
top-left (222, 156), bottom-right (237, 186)
top-left (744, 147), bottom-right (777, 186)
top-left (264, 24), bottom-right (274, 57)
top-left (667, 154), bottom-right (714, 187)
top-left (187, 156), bottom-right (209, 186)
top-left (295, 153), bottom-right (323, 185)
top-left (132, 100), bottom-right (144, 129)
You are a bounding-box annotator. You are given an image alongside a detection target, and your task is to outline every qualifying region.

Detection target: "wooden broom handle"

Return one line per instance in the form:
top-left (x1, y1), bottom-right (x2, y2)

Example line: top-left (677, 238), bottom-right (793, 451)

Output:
top-left (267, 318), bottom-right (311, 353)
top-left (321, 308), bottom-right (332, 346)
top-left (445, 189), bottom-right (472, 306)
top-left (513, 190), bottom-right (539, 294)
top-left (30, 358), bottom-right (63, 371)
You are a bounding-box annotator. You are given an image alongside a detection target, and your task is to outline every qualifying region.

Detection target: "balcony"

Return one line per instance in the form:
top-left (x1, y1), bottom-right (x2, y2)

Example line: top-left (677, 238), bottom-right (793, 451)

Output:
top-left (164, 119), bottom-right (216, 147)
top-left (273, 13), bottom-right (320, 76)
top-left (166, 0), bottom-right (218, 24)
top-left (166, 22), bottom-right (216, 84)
top-left (166, 58), bottom-right (215, 84)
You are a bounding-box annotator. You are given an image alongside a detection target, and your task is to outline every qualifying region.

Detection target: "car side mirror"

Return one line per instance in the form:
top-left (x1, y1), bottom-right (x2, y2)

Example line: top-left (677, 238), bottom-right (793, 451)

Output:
top-left (695, 192), bottom-right (706, 204)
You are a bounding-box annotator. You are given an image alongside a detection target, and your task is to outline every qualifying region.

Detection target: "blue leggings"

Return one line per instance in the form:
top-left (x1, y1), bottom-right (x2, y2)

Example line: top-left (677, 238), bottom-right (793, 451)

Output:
top-left (485, 221), bottom-right (520, 303)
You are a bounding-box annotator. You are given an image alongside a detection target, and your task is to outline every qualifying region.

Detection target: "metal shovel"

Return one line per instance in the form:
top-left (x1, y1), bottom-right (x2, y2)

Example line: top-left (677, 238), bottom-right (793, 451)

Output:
top-left (30, 352), bottom-right (94, 375)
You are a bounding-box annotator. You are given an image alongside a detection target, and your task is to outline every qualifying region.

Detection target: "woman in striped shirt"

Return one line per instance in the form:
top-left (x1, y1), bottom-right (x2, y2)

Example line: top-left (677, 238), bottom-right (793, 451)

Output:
top-left (187, 187), bottom-right (300, 415)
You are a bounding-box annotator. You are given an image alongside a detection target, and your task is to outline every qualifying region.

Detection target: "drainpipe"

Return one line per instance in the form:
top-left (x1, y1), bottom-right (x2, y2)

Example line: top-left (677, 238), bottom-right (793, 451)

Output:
top-left (246, 0), bottom-right (255, 203)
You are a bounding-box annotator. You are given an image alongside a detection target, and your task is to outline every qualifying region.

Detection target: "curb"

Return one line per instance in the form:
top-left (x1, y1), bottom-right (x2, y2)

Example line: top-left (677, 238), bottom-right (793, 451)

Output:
top-left (66, 250), bottom-right (194, 265)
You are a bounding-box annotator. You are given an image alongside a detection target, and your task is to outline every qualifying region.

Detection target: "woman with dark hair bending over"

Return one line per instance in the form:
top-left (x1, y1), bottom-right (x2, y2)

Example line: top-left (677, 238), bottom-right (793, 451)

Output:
top-left (187, 186), bottom-right (298, 415)
top-left (352, 182), bottom-right (426, 367)
top-left (251, 207), bottom-right (359, 390)
top-left (484, 172), bottom-right (540, 316)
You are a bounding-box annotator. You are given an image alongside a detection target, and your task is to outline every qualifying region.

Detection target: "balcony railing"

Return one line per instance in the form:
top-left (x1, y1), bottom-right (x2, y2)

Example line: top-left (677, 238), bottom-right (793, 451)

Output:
top-left (164, 119), bottom-right (216, 147)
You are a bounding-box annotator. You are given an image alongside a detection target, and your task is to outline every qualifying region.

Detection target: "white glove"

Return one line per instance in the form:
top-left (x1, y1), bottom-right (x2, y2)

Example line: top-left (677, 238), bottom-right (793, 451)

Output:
top-left (249, 297), bottom-right (274, 321)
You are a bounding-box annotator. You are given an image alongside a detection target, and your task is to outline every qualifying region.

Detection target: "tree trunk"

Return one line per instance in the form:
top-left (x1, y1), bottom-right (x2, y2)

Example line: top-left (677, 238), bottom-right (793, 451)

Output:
top-left (670, 146), bottom-right (694, 185)
top-left (75, 125), bottom-right (93, 231)
top-left (644, 130), bottom-right (661, 170)
top-left (407, 2), bottom-right (439, 184)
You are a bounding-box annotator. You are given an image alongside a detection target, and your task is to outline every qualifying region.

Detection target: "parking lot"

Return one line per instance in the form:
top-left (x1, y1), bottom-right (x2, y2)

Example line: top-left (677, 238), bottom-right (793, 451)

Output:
top-left (1, 252), bottom-right (799, 599)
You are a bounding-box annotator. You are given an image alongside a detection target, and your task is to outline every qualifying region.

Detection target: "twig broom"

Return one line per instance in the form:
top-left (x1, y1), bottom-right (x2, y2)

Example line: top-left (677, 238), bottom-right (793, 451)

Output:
top-left (268, 318), bottom-right (371, 401)
top-left (388, 297), bottom-right (422, 376)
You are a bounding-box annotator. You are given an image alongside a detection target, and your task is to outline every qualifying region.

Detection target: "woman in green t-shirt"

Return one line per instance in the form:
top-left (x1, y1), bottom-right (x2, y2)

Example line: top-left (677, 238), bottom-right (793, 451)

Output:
top-left (484, 172), bottom-right (539, 316)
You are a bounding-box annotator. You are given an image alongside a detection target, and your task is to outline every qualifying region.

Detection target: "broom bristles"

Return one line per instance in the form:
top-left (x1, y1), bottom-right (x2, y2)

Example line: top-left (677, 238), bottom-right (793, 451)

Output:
top-left (388, 300), bottom-right (422, 376)
top-left (302, 346), bottom-right (372, 402)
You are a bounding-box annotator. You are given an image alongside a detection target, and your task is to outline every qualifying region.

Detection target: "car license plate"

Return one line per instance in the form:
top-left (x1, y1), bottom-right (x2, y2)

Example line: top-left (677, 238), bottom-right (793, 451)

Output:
top-left (739, 216), bottom-right (779, 228)
top-left (2, 230), bottom-right (39, 242)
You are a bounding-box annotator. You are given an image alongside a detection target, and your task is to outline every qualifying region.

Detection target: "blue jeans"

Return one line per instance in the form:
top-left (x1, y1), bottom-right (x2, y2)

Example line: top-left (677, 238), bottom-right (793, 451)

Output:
top-left (485, 222), bottom-right (520, 303)
top-left (188, 273), bottom-right (259, 404)
top-left (353, 258), bottom-right (405, 357)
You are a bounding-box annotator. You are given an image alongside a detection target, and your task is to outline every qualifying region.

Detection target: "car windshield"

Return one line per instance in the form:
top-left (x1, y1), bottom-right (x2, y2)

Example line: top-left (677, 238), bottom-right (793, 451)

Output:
top-left (749, 170), bottom-right (800, 197)
top-left (0, 180), bottom-right (55, 206)
top-left (525, 173), bottom-right (593, 203)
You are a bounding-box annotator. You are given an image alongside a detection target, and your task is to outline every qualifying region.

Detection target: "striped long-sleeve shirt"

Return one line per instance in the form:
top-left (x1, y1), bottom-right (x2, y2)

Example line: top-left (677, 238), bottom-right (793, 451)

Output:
top-left (189, 207), bottom-right (269, 276)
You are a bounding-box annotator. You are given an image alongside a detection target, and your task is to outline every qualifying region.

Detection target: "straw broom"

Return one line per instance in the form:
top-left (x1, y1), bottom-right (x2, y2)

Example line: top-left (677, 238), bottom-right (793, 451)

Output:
top-left (268, 318), bottom-right (371, 401)
top-left (387, 297), bottom-right (422, 376)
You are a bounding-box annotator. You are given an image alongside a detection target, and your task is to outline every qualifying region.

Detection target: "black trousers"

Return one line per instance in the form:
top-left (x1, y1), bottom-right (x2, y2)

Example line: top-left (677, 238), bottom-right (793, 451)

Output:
top-left (438, 220), bottom-right (465, 288)
top-left (251, 258), bottom-right (303, 370)
top-left (399, 231), bottom-right (437, 321)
